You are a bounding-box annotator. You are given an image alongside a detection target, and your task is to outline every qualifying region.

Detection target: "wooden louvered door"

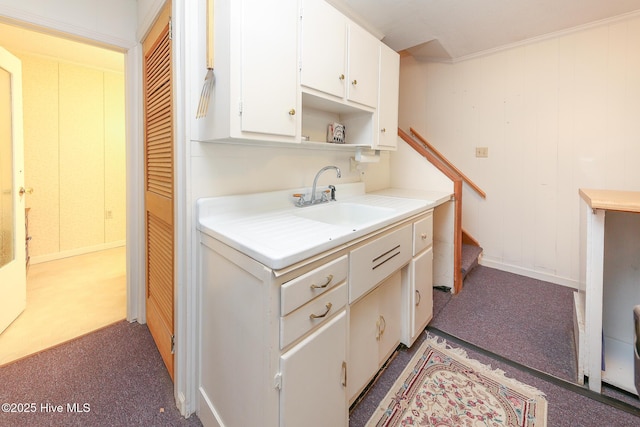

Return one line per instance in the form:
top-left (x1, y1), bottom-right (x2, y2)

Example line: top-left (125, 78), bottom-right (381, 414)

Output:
top-left (143, 2), bottom-right (174, 380)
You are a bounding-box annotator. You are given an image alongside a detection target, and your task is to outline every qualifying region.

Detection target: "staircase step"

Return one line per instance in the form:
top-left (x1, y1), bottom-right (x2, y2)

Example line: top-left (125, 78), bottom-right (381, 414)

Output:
top-left (461, 244), bottom-right (483, 280)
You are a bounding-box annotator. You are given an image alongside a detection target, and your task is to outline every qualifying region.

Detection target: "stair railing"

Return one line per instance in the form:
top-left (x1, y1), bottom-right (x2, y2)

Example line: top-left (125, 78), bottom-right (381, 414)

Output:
top-left (398, 127), bottom-right (486, 294)
top-left (409, 127), bottom-right (486, 200)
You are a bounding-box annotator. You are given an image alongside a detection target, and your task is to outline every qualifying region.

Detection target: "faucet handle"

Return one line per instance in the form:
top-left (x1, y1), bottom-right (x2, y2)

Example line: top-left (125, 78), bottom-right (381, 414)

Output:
top-left (292, 193), bottom-right (306, 206)
top-left (328, 185), bottom-right (336, 201)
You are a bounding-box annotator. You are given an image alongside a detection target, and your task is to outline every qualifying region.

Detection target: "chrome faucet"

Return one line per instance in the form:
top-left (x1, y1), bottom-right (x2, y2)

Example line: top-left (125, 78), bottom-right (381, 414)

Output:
top-left (295, 165), bottom-right (341, 207)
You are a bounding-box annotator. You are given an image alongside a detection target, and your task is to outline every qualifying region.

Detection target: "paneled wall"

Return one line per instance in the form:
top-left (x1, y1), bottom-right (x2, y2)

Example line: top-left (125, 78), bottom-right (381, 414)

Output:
top-left (399, 15), bottom-right (640, 287)
top-left (21, 53), bottom-right (126, 261)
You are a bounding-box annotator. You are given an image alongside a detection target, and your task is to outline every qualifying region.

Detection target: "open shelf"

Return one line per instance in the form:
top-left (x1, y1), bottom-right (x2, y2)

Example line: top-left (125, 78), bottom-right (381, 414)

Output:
top-left (301, 92), bottom-right (374, 147)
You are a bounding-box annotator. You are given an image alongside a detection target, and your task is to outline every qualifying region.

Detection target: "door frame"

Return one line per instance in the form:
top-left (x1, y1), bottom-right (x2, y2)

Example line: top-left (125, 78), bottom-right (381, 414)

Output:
top-left (0, 0), bottom-right (195, 418)
top-left (0, 12), bottom-right (144, 321)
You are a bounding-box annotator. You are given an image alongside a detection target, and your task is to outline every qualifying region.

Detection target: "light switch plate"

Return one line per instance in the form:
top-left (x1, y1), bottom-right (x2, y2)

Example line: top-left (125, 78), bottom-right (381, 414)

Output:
top-left (475, 147), bottom-right (488, 158)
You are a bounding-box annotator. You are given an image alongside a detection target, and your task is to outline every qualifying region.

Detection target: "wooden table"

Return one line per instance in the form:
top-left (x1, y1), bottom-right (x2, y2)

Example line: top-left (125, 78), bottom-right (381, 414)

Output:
top-left (576, 189), bottom-right (640, 394)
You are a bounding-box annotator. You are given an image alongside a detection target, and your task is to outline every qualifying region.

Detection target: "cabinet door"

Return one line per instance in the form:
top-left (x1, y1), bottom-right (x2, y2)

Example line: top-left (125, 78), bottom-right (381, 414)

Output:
top-left (300, 0), bottom-right (346, 98)
top-left (241, 0), bottom-right (298, 136)
top-left (347, 290), bottom-right (380, 402)
top-left (412, 247), bottom-right (433, 341)
top-left (346, 23), bottom-right (379, 108)
top-left (377, 270), bottom-right (402, 365)
top-left (376, 43), bottom-right (399, 150)
top-left (280, 311), bottom-right (347, 427)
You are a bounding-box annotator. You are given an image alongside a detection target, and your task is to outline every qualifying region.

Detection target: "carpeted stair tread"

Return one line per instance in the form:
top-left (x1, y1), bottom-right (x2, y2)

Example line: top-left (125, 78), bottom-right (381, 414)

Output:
top-left (461, 243), bottom-right (483, 280)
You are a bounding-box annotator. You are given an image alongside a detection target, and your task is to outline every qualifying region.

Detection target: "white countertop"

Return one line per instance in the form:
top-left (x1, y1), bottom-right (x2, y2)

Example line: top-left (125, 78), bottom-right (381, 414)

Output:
top-left (197, 183), bottom-right (451, 270)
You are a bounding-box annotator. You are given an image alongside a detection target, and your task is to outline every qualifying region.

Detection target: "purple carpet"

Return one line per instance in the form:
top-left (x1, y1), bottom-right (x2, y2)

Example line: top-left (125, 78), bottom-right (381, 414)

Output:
top-left (350, 266), bottom-right (640, 426)
top-left (431, 265), bottom-right (577, 382)
top-left (0, 321), bottom-right (202, 427)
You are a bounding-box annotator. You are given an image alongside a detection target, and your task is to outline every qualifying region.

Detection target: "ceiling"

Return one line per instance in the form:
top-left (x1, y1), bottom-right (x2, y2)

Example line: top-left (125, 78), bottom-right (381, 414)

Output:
top-left (0, 22), bottom-right (124, 72)
top-left (329, 0), bottom-right (640, 61)
top-left (3, 1), bottom-right (640, 66)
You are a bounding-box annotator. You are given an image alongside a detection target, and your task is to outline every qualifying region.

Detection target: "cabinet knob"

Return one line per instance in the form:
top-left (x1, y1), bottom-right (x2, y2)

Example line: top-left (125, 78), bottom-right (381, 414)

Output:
top-left (288, 108), bottom-right (296, 116)
top-left (351, 79), bottom-right (357, 86)
top-left (421, 233), bottom-right (428, 240)
top-left (380, 128), bottom-right (386, 133)
top-left (338, 74), bottom-right (345, 81)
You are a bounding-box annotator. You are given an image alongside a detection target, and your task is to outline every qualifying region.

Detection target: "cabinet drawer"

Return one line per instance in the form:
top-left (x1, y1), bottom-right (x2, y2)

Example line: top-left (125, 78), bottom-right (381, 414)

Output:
top-left (281, 255), bottom-right (348, 316)
top-left (280, 283), bottom-right (347, 349)
top-left (413, 212), bottom-right (433, 256)
top-left (349, 224), bottom-right (412, 303)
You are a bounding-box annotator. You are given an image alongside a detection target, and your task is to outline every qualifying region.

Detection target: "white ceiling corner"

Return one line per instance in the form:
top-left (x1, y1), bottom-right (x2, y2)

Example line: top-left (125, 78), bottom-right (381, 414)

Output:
top-left (331, 0), bottom-right (640, 61)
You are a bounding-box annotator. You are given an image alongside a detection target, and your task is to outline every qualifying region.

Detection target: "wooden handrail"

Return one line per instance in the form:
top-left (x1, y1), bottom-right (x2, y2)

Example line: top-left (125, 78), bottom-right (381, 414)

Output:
top-left (398, 128), bottom-right (463, 294)
top-left (409, 127), bottom-right (487, 199)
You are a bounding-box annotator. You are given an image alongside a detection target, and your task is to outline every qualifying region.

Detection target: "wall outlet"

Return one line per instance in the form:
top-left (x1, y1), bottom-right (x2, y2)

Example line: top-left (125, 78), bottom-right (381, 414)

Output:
top-left (475, 147), bottom-right (489, 158)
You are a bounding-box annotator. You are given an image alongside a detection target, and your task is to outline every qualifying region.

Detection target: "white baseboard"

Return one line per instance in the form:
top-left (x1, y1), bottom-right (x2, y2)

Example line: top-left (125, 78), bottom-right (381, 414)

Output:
top-left (480, 257), bottom-right (579, 290)
top-left (31, 241), bottom-right (126, 265)
top-left (198, 388), bottom-right (223, 427)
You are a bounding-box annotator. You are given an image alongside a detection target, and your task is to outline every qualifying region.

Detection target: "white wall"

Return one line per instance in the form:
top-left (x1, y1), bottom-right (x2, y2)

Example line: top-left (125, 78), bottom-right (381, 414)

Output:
top-left (20, 53), bottom-right (126, 261)
top-left (399, 14), bottom-right (640, 287)
top-left (137, 0), bottom-right (165, 41)
top-left (0, 0), bottom-right (136, 48)
top-left (190, 142), bottom-right (390, 201)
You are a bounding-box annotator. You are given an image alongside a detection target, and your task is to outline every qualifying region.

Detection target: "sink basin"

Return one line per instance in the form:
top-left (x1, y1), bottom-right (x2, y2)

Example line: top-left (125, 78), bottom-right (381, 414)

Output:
top-left (293, 202), bottom-right (395, 228)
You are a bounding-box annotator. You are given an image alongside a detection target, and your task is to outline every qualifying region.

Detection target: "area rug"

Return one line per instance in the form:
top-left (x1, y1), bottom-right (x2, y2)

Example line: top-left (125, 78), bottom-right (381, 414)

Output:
top-left (366, 336), bottom-right (547, 427)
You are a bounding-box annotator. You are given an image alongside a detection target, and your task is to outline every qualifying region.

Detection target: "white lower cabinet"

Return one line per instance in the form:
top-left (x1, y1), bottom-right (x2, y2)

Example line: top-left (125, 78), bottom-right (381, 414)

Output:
top-left (198, 211), bottom-right (434, 427)
top-left (410, 247), bottom-right (433, 343)
top-left (347, 270), bottom-right (401, 403)
top-left (280, 311), bottom-right (347, 427)
top-left (402, 211), bottom-right (434, 347)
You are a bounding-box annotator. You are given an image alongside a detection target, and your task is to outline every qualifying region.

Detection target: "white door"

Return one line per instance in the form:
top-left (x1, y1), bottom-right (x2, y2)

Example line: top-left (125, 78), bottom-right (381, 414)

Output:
top-left (0, 47), bottom-right (26, 335)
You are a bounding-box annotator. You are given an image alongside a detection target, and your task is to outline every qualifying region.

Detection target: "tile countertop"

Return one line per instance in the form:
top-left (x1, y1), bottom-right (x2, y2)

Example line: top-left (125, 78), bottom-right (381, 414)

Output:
top-left (197, 183), bottom-right (452, 270)
top-left (579, 189), bottom-right (640, 213)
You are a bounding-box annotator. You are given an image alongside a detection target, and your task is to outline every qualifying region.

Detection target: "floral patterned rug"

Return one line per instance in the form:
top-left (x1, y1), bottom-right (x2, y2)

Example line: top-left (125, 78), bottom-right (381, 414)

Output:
top-left (366, 336), bottom-right (547, 427)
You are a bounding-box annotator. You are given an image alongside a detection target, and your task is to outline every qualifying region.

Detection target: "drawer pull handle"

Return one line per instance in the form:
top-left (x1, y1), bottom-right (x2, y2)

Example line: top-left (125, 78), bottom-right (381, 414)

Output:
top-left (310, 275), bottom-right (333, 290)
top-left (421, 233), bottom-right (428, 240)
top-left (372, 245), bottom-right (401, 270)
top-left (341, 361), bottom-right (347, 387)
top-left (309, 302), bottom-right (332, 319)
top-left (415, 290), bottom-right (421, 306)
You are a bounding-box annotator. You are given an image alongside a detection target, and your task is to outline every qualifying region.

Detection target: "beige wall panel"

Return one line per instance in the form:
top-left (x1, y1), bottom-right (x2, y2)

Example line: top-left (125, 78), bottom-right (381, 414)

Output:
top-left (20, 54), bottom-right (60, 257)
top-left (403, 14), bottom-right (640, 287)
top-left (58, 63), bottom-right (104, 251)
top-left (104, 71), bottom-right (126, 243)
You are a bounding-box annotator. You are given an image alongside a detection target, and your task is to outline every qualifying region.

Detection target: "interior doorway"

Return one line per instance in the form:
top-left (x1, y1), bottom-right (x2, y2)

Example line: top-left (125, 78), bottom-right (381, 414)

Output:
top-left (0, 23), bottom-right (127, 366)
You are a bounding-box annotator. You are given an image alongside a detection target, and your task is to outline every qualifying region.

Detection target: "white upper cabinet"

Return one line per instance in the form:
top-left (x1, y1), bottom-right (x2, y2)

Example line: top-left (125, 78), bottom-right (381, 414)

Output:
top-left (300, 0), bottom-right (379, 109)
top-left (240, 0), bottom-right (298, 137)
top-left (376, 43), bottom-right (400, 150)
top-left (299, 0), bottom-right (346, 99)
top-left (196, 0), bottom-right (399, 150)
top-left (196, 0), bottom-right (299, 143)
top-left (346, 23), bottom-right (379, 108)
